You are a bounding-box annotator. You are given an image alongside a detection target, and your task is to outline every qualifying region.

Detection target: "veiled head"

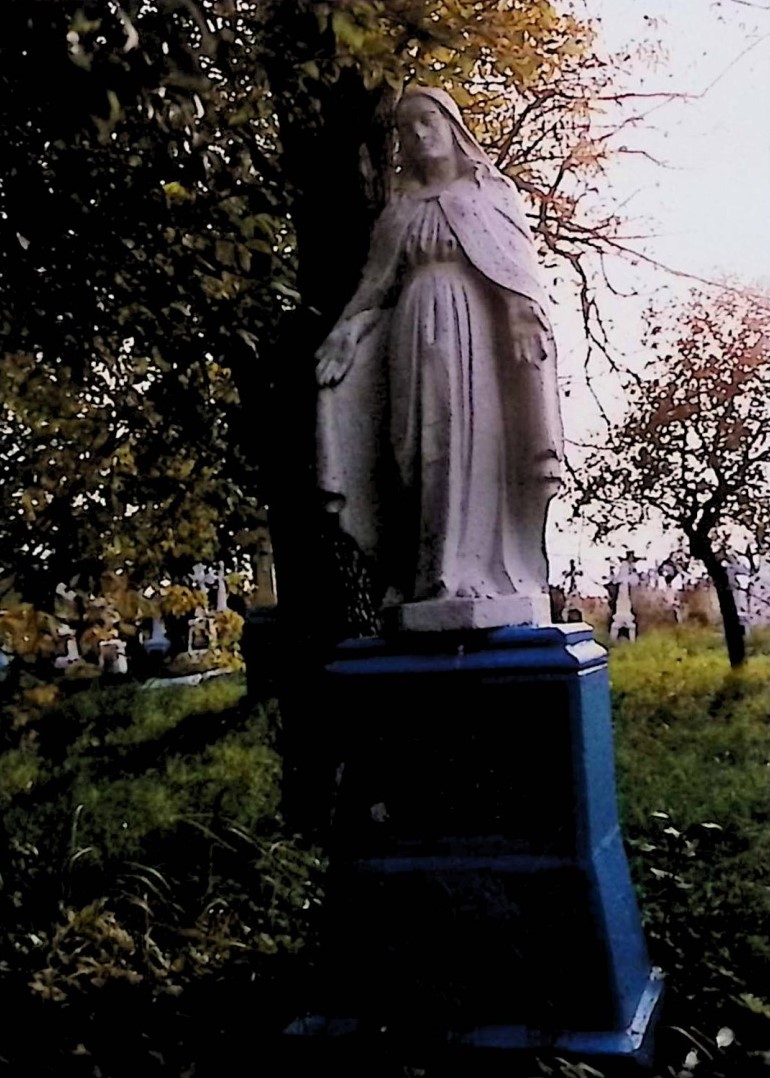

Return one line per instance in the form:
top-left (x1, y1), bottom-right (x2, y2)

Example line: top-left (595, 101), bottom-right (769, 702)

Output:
top-left (395, 87), bottom-right (496, 186)
top-left (396, 95), bottom-right (457, 170)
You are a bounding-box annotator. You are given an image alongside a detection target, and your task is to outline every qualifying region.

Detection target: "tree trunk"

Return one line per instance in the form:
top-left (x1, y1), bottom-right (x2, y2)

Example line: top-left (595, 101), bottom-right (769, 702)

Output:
top-left (689, 531), bottom-right (746, 668)
top-left (263, 62), bottom-right (395, 641)
top-left (254, 34), bottom-right (397, 831)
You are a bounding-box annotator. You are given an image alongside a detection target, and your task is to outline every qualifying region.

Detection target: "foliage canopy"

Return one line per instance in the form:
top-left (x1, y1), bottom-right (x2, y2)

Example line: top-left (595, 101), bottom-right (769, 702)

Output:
top-left (576, 287), bottom-right (770, 665)
top-left (0, 0), bottom-right (627, 611)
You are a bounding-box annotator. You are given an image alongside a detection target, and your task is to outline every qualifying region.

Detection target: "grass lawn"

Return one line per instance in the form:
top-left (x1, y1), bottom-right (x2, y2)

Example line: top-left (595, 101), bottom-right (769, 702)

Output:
top-left (1, 627), bottom-right (770, 1075)
top-left (611, 627), bottom-right (770, 1078)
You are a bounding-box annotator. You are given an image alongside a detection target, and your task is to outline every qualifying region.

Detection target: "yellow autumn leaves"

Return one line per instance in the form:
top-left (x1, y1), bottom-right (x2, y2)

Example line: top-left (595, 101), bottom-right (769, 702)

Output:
top-left (314, 0), bottom-right (592, 95)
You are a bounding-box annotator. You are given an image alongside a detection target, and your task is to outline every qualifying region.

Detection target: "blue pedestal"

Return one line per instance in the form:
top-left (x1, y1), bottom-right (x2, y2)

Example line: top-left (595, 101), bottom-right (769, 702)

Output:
top-left (291, 624), bottom-right (662, 1066)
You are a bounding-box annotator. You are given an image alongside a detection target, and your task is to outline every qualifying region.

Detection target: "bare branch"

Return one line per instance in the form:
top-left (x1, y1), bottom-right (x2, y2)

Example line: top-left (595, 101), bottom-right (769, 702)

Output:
top-left (615, 147), bottom-right (676, 169)
top-left (595, 91), bottom-right (696, 103)
top-left (599, 239), bottom-right (770, 307)
top-left (723, 0), bottom-right (770, 12)
top-left (598, 253), bottom-right (639, 299)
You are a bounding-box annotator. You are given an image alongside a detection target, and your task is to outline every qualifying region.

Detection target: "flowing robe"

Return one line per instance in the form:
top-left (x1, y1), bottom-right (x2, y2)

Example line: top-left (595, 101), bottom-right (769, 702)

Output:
top-left (317, 172), bottom-right (563, 602)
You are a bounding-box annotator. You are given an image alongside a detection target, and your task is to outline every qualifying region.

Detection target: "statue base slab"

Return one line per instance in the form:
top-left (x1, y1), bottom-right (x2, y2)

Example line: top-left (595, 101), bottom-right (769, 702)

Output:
top-left (386, 593), bottom-right (551, 633)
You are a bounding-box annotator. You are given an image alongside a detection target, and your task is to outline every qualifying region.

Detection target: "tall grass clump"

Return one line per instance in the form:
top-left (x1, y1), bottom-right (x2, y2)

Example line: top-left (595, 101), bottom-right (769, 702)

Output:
top-left (611, 627), bottom-right (770, 1071)
top-left (0, 676), bottom-right (322, 1075)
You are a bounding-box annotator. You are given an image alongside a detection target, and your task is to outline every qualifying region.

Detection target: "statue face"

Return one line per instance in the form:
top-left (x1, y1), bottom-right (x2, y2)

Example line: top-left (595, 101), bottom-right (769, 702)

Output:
top-left (397, 97), bottom-right (456, 167)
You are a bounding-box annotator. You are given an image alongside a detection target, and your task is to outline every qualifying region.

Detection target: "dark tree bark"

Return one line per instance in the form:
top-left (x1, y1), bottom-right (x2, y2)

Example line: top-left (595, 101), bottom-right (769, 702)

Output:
top-left (249, 22), bottom-right (397, 832)
top-left (264, 57), bottom-right (395, 647)
top-left (689, 529), bottom-right (746, 669)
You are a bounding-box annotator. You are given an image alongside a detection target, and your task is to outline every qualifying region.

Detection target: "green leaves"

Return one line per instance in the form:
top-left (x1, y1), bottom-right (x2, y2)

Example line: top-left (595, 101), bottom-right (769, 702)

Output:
top-left (0, 0), bottom-right (608, 607)
top-left (310, 0), bottom-right (593, 95)
top-left (331, 8), bottom-right (370, 51)
top-left (614, 630), bottom-right (770, 1062)
top-left (0, 0), bottom-right (288, 599)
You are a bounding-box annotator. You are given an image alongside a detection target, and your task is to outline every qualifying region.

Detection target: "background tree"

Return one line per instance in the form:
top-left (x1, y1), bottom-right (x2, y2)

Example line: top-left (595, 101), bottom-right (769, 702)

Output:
top-left (0, 0), bottom-right (292, 604)
top-left (574, 286), bottom-right (770, 667)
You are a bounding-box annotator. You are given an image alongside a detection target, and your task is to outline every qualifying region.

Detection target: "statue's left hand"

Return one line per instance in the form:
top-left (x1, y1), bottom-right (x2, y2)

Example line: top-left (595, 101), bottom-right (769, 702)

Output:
top-left (503, 294), bottom-right (548, 365)
top-left (509, 302), bottom-right (547, 365)
top-left (532, 448), bottom-right (562, 486)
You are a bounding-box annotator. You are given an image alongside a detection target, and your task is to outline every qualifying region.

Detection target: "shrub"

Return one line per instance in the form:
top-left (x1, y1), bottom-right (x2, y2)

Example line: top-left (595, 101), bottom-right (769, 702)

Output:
top-left (0, 676), bottom-right (323, 1075)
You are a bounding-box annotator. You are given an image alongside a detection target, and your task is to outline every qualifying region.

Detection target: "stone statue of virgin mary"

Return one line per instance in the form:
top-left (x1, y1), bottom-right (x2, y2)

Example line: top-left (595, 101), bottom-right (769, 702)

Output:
top-left (316, 87), bottom-right (564, 630)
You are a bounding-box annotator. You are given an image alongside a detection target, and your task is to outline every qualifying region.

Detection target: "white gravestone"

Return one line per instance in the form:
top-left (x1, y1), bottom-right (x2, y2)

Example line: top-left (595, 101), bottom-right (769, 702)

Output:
top-left (99, 636), bottom-right (128, 675)
top-left (609, 554), bottom-right (638, 642)
top-left (215, 562), bottom-right (229, 613)
top-left (188, 608), bottom-right (217, 654)
top-left (54, 627), bottom-right (81, 670)
top-left (143, 616), bottom-right (171, 657)
top-left (724, 555), bottom-right (750, 634)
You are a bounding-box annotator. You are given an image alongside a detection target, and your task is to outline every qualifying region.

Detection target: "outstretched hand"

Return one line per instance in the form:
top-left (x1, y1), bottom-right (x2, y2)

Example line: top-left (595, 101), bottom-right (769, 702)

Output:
top-left (316, 336), bottom-right (355, 387)
top-left (315, 309), bottom-right (380, 387)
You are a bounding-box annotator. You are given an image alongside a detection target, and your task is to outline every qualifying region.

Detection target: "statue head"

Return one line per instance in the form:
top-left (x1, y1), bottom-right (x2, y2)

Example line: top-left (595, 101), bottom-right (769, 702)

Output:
top-left (396, 94), bottom-right (458, 171)
top-left (395, 86), bottom-right (497, 187)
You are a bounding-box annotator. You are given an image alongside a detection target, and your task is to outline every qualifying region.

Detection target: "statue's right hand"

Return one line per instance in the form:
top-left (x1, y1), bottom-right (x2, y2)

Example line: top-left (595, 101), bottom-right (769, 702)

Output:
top-left (315, 327), bottom-right (355, 387)
top-left (315, 310), bottom-right (379, 387)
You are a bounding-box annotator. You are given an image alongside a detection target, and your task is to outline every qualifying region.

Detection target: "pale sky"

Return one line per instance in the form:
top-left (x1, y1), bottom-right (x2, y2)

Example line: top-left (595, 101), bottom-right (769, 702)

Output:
top-left (594, 0), bottom-right (770, 283)
top-left (547, 0), bottom-right (770, 587)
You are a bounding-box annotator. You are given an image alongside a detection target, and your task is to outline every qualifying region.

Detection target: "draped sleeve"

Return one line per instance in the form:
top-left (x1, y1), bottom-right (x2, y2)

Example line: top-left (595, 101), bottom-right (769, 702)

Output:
top-left (334, 197), bottom-right (414, 322)
top-left (316, 197), bottom-right (416, 559)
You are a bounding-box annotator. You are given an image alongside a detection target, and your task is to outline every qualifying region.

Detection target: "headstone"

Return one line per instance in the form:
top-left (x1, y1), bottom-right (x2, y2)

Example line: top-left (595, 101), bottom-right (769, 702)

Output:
top-left (562, 557), bottom-right (584, 623)
top-left (98, 636), bottom-right (128, 676)
top-left (215, 562), bottom-right (229, 613)
top-left (658, 558), bottom-right (678, 590)
top-left (143, 616), bottom-right (171, 657)
top-left (724, 553), bottom-right (751, 635)
top-left (54, 581), bottom-right (80, 622)
top-left (190, 563), bottom-right (210, 591)
top-left (641, 567), bottom-right (659, 589)
top-left (54, 627), bottom-right (81, 670)
top-left (609, 552), bottom-right (638, 642)
top-left (671, 585), bottom-right (683, 624)
top-left (187, 608), bottom-right (217, 654)
top-left (255, 537), bottom-right (278, 607)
